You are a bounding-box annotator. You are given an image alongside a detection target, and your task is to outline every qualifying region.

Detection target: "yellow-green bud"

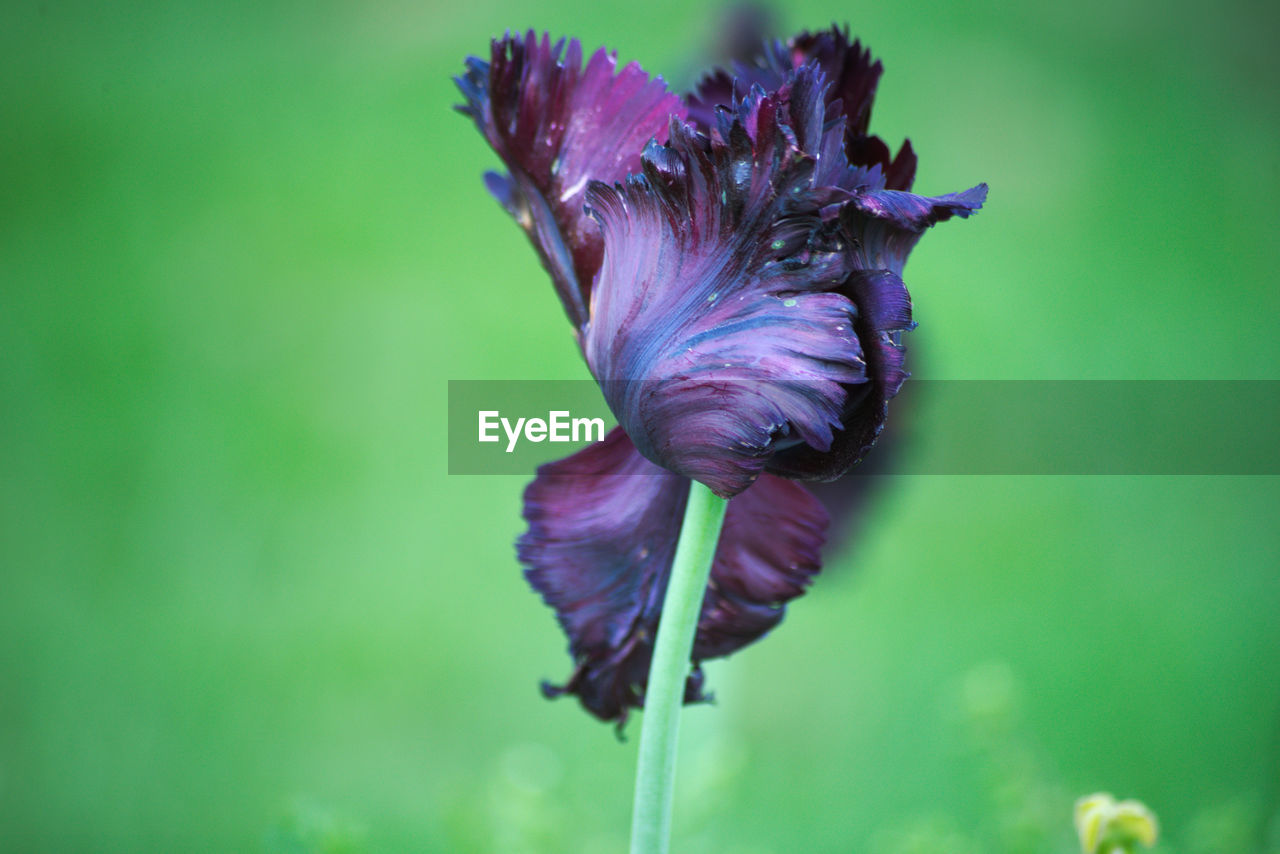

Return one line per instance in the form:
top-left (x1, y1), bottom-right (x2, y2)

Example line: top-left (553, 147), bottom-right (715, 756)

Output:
top-left (1075, 792), bottom-right (1159, 854)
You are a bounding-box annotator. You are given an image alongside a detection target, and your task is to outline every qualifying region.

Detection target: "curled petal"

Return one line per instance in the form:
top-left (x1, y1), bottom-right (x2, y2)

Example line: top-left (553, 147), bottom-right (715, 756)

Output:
top-left (767, 269), bottom-right (912, 480)
top-left (844, 183), bottom-right (989, 275)
top-left (456, 32), bottom-right (686, 327)
top-left (769, 186), bottom-right (987, 481)
top-left (585, 67), bottom-right (869, 498)
top-left (519, 428), bottom-right (827, 725)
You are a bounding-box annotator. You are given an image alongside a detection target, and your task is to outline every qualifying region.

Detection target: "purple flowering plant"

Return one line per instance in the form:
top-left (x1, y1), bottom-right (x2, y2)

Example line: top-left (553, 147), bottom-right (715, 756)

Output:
top-left (456, 25), bottom-right (985, 853)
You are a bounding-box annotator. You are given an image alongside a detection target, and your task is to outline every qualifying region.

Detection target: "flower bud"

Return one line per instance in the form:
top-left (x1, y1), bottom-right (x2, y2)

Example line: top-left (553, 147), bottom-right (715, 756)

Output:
top-left (1075, 792), bottom-right (1159, 854)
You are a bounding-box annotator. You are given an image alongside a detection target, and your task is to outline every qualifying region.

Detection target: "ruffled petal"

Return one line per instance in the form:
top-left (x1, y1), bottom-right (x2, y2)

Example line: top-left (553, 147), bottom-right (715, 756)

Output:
top-left (686, 25), bottom-right (918, 190)
top-left (519, 428), bottom-right (683, 724)
top-left (844, 184), bottom-right (989, 275)
top-left (695, 475), bottom-right (826, 659)
top-left (766, 269), bottom-right (912, 480)
top-left (767, 185), bottom-right (988, 480)
top-left (456, 32), bottom-right (687, 328)
top-left (519, 428), bottom-right (827, 725)
top-left (584, 66), bottom-right (870, 498)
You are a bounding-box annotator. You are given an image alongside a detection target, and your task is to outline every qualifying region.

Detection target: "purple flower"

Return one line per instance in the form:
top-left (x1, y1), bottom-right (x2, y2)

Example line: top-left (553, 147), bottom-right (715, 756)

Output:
top-left (457, 27), bottom-right (985, 724)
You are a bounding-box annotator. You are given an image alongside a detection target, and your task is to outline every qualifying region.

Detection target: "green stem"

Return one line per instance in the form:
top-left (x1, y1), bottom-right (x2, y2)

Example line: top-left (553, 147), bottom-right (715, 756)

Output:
top-left (629, 479), bottom-right (729, 854)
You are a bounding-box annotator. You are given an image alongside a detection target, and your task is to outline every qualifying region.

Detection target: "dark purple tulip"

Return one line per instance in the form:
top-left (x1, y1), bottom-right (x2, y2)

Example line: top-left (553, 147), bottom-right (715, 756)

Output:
top-left (460, 31), bottom-right (984, 497)
top-left (456, 28), bottom-right (985, 722)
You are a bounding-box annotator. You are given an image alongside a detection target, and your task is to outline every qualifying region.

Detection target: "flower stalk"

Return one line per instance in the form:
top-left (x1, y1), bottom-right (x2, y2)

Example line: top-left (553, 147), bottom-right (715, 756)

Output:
top-left (629, 480), bottom-right (728, 854)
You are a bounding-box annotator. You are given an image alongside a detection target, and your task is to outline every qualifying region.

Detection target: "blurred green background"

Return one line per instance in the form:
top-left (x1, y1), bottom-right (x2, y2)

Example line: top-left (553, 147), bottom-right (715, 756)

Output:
top-left (2, 0), bottom-right (1278, 851)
